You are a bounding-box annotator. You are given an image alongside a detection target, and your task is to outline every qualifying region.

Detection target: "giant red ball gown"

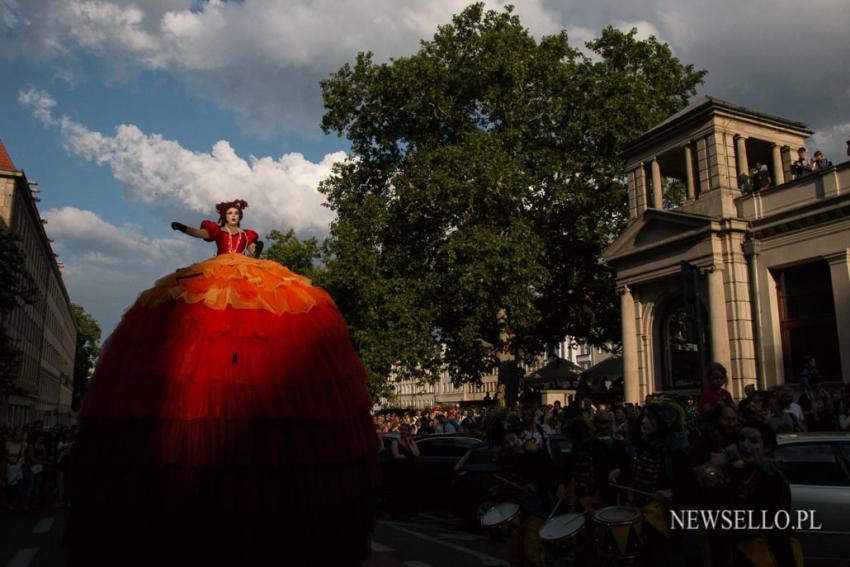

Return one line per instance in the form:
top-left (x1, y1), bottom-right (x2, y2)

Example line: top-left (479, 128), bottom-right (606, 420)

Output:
top-left (68, 222), bottom-right (379, 566)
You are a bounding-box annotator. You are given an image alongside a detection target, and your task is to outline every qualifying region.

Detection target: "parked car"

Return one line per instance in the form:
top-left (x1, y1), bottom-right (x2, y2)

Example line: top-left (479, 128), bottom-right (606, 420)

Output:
top-left (378, 434), bottom-right (486, 504)
top-left (449, 434), bottom-right (571, 520)
top-left (774, 433), bottom-right (850, 566)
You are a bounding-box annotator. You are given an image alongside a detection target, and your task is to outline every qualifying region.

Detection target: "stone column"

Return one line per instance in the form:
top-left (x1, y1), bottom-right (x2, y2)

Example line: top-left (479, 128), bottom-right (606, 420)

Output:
top-left (781, 146), bottom-right (793, 181)
top-left (827, 250), bottom-right (850, 382)
top-left (707, 265), bottom-right (732, 371)
top-left (734, 135), bottom-right (749, 188)
top-left (684, 143), bottom-right (696, 200)
top-left (650, 158), bottom-right (663, 209)
top-left (627, 168), bottom-right (638, 219)
top-left (771, 144), bottom-right (785, 185)
top-left (620, 286), bottom-right (640, 403)
top-left (635, 165), bottom-right (648, 215)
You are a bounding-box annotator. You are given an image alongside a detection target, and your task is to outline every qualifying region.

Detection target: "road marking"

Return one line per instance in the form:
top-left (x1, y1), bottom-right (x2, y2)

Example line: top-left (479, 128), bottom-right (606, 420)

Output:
top-left (371, 541), bottom-right (394, 553)
top-left (32, 517), bottom-right (55, 534)
top-left (403, 562), bottom-right (433, 567)
top-left (5, 548), bottom-right (38, 567)
top-left (381, 521), bottom-right (509, 566)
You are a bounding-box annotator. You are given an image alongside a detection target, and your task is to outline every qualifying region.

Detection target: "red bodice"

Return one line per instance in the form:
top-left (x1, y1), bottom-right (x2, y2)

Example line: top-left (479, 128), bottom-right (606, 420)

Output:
top-left (200, 220), bottom-right (258, 255)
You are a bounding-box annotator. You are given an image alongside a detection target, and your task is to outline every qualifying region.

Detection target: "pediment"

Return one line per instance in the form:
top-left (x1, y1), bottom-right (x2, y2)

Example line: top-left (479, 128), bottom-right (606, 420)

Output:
top-left (604, 209), bottom-right (714, 262)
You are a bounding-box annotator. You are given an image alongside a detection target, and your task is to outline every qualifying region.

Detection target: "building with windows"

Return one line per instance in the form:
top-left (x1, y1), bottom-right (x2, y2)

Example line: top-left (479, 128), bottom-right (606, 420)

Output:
top-left (603, 97), bottom-right (850, 402)
top-left (0, 139), bottom-right (76, 426)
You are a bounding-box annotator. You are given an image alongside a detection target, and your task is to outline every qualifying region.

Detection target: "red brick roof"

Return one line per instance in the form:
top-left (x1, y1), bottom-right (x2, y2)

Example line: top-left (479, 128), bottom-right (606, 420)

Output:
top-left (0, 139), bottom-right (16, 172)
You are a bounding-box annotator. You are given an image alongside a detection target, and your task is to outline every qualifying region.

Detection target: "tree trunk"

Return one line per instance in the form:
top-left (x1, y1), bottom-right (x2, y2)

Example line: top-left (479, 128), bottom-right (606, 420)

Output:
top-left (494, 308), bottom-right (520, 408)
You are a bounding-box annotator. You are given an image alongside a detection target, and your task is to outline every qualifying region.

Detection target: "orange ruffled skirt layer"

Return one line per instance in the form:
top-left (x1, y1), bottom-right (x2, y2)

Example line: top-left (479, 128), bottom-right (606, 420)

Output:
top-left (70, 254), bottom-right (380, 518)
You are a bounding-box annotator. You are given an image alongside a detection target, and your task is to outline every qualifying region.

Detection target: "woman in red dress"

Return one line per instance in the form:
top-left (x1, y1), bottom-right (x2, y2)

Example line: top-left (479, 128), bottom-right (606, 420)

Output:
top-left (68, 199), bottom-right (379, 566)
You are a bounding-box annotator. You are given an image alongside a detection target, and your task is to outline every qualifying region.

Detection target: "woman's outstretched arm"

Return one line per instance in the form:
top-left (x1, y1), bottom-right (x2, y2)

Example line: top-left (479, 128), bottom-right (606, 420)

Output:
top-left (171, 222), bottom-right (210, 240)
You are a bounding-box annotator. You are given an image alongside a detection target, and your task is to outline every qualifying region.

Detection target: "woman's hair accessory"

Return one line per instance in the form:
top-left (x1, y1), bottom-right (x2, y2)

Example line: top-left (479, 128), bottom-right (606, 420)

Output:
top-left (215, 199), bottom-right (249, 217)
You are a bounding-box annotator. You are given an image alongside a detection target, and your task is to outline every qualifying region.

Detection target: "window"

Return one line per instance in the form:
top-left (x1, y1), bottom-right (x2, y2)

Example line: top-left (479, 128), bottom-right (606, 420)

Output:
top-left (416, 438), bottom-right (459, 457)
top-left (660, 300), bottom-right (706, 389)
top-left (775, 443), bottom-right (850, 486)
top-left (775, 261), bottom-right (841, 381)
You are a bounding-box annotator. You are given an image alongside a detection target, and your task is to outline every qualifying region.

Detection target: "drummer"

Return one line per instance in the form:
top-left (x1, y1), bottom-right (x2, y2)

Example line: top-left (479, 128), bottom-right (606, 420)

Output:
top-left (503, 405), bottom-right (558, 567)
top-left (609, 402), bottom-right (695, 565)
top-left (558, 414), bottom-right (628, 513)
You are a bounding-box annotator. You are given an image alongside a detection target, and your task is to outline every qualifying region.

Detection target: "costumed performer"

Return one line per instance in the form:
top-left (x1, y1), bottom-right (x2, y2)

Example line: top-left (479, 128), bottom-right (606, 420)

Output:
top-left (67, 199), bottom-right (379, 566)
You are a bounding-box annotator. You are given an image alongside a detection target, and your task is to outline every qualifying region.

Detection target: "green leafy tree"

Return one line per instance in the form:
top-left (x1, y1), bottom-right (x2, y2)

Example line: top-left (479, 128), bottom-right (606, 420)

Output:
top-left (71, 304), bottom-right (101, 410)
top-left (319, 4), bottom-right (705, 405)
top-left (262, 229), bottom-right (324, 281)
top-left (0, 225), bottom-right (38, 393)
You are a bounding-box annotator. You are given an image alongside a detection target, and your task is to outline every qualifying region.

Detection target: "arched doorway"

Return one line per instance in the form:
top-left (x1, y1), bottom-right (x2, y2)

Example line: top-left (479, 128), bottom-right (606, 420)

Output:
top-left (659, 299), bottom-right (708, 389)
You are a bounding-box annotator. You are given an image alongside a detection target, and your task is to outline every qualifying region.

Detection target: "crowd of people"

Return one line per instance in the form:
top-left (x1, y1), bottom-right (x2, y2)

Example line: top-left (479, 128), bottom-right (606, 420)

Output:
top-left (0, 422), bottom-right (76, 512)
top-left (747, 145), bottom-right (837, 193)
top-left (375, 362), bottom-right (850, 566)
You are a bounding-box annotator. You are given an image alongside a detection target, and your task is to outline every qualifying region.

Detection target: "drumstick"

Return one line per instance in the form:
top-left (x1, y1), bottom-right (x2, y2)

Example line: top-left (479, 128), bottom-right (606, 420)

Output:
top-left (546, 497), bottom-right (562, 520)
top-left (609, 482), bottom-right (655, 498)
top-left (493, 475), bottom-right (525, 491)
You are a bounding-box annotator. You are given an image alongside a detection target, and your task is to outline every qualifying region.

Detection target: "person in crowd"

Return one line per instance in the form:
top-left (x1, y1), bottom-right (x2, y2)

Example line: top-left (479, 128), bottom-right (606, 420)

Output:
top-left (752, 161), bottom-right (771, 191)
top-left (559, 413), bottom-right (628, 514)
top-left (503, 406), bottom-right (557, 567)
top-left (698, 363), bottom-right (734, 421)
top-left (387, 424), bottom-right (420, 520)
top-left (54, 427), bottom-right (73, 508)
top-left (610, 402), bottom-right (693, 566)
top-left (26, 431), bottom-right (49, 509)
top-left (798, 355), bottom-right (820, 390)
top-left (791, 147), bottom-right (812, 178)
top-left (690, 404), bottom-right (741, 469)
top-left (699, 423), bottom-right (802, 566)
top-left (3, 428), bottom-right (27, 511)
top-left (768, 387), bottom-right (806, 433)
top-left (811, 150), bottom-right (833, 171)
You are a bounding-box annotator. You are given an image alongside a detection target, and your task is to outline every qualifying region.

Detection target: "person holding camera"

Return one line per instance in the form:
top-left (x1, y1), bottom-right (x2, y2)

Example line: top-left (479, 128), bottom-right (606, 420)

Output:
top-left (388, 424), bottom-right (420, 519)
top-left (790, 147), bottom-right (812, 179)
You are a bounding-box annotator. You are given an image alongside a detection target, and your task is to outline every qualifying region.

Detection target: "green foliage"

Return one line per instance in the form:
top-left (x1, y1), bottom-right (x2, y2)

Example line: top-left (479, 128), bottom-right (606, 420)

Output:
top-left (71, 303), bottom-right (101, 410)
top-left (263, 229), bottom-right (323, 281)
top-left (319, 3), bottom-right (705, 401)
top-left (0, 225), bottom-right (38, 392)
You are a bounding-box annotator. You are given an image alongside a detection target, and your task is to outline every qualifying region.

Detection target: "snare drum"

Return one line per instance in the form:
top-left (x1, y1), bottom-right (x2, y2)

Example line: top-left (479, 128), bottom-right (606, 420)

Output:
top-left (480, 502), bottom-right (522, 540)
top-left (592, 505), bottom-right (644, 559)
top-left (539, 512), bottom-right (586, 552)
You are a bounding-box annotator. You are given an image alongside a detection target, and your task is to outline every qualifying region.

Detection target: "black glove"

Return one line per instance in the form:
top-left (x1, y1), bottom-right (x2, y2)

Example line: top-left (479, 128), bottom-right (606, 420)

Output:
top-left (254, 240), bottom-right (264, 257)
top-left (171, 222), bottom-right (188, 233)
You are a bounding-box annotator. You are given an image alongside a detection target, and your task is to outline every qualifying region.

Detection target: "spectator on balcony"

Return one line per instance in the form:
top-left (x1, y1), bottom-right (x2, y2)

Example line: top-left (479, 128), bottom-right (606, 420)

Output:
top-left (811, 150), bottom-right (833, 171)
top-left (791, 147), bottom-right (812, 179)
top-left (753, 161), bottom-right (771, 192)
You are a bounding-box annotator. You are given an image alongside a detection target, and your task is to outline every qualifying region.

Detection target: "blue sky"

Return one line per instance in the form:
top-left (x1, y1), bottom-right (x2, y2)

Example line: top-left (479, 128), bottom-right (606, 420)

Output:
top-left (1, 0), bottom-right (848, 337)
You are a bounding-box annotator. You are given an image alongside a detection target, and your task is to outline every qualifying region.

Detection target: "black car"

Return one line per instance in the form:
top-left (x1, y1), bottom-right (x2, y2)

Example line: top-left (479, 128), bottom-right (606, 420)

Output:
top-left (379, 434), bottom-right (486, 504)
top-left (449, 434), bottom-right (571, 520)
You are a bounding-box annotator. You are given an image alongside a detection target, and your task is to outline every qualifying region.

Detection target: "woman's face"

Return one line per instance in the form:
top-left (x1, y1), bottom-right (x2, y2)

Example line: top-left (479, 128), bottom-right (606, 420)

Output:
top-left (737, 427), bottom-right (768, 465)
top-left (709, 370), bottom-right (725, 389)
top-left (641, 415), bottom-right (659, 437)
top-left (225, 207), bottom-right (241, 226)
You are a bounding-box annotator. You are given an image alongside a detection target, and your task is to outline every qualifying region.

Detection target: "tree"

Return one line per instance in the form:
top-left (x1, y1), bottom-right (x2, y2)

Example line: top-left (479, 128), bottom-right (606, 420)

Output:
top-left (71, 304), bottom-right (101, 410)
top-left (0, 225), bottom-right (38, 393)
top-left (262, 229), bottom-right (324, 281)
top-left (319, 4), bottom-right (705, 405)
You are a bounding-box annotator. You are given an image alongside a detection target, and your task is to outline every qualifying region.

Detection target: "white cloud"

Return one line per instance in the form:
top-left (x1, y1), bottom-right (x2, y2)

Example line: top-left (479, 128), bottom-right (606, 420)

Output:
top-left (43, 206), bottom-right (206, 337)
top-left (19, 87), bottom-right (342, 237)
top-left (811, 122), bottom-right (850, 164)
top-left (1, 0), bottom-right (561, 134)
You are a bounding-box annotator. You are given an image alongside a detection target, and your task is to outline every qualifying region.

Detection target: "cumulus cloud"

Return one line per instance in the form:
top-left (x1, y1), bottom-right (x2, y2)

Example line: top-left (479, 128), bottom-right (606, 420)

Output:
top-left (5, 1), bottom-right (848, 141)
top-left (1, 0), bottom-right (561, 133)
top-left (43, 206), bottom-right (211, 337)
top-left (19, 87), bottom-right (342, 237)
